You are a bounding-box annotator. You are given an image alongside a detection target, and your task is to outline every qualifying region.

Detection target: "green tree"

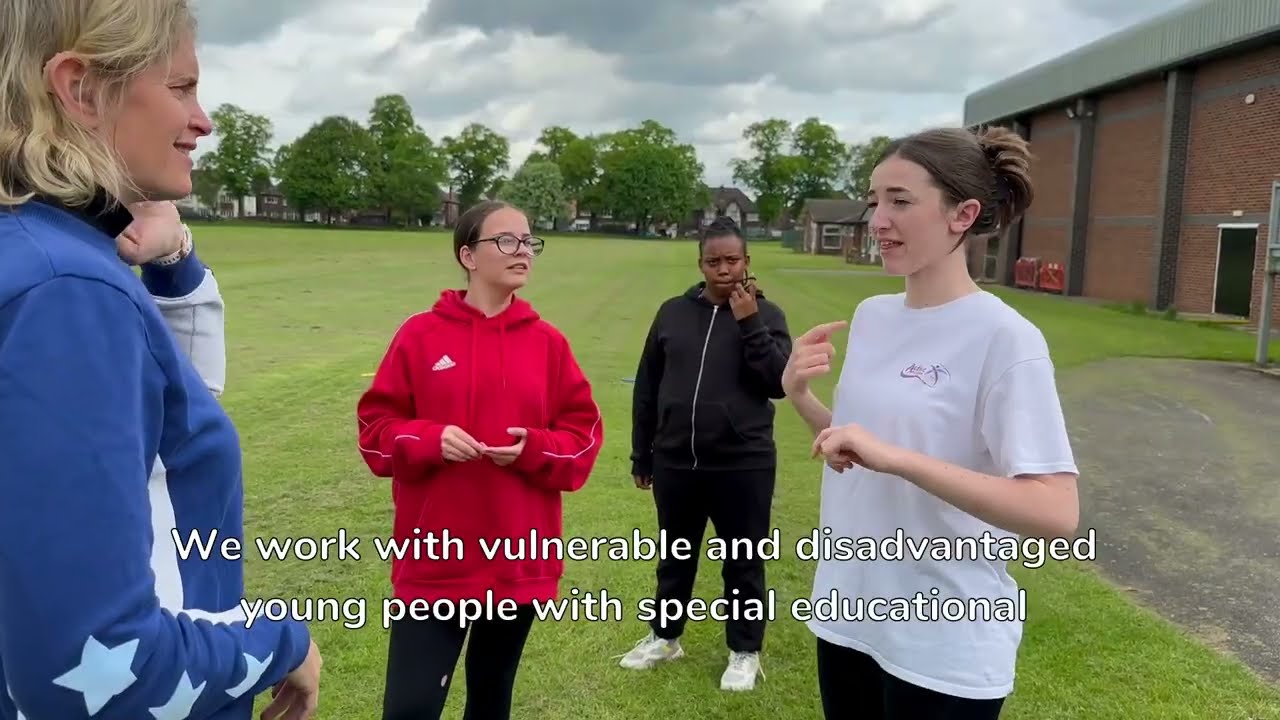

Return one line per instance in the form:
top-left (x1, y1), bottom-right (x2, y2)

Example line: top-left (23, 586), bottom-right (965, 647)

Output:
top-left (366, 94), bottom-right (445, 226)
top-left (191, 160), bottom-right (222, 212)
top-left (558, 136), bottom-right (601, 214)
top-left (596, 120), bottom-right (704, 232)
top-left (844, 135), bottom-right (893, 196)
top-left (529, 127), bottom-right (601, 222)
top-left (532, 126), bottom-right (578, 163)
top-left (786, 117), bottom-right (848, 214)
top-left (729, 117), bottom-right (850, 221)
top-left (275, 115), bottom-right (372, 223)
top-left (201, 104), bottom-right (274, 217)
top-left (442, 124), bottom-right (510, 211)
top-left (499, 160), bottom-right (569, 228)
top-left (729, 118), bottom-right (798, 228)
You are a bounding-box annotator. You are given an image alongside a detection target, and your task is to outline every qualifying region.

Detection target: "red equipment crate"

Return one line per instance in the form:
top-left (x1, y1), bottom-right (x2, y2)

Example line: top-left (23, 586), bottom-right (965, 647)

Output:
top-left (1014, 257), bottom-right (1039, 289)
top-left (1038, 262), bottom-right (1065, 293)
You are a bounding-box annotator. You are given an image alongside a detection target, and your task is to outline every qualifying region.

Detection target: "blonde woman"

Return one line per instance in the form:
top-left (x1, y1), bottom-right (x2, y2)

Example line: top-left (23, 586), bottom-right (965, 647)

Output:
top-left (0, 2), bottom-right (321, 719)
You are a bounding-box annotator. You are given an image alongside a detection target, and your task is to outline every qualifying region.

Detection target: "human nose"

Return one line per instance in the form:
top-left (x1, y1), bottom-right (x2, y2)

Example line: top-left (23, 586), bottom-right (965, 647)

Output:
top-left (190, 102), bottom-right (213, 137)
top-left (870, 205), bottom-right (891, 233)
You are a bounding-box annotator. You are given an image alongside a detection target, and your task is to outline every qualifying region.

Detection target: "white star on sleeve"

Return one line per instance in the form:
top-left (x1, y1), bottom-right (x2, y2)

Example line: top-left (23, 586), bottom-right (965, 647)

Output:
top-left (225, 652), bottom-right (272, 699)
top-left (149, 671), bottom-right (205, 720)
top-left (52, 636), bottom-right (139, 715)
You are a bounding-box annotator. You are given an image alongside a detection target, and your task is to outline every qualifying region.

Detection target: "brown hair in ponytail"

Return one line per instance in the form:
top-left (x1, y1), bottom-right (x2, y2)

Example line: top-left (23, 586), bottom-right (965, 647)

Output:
top-left (876, 125), bottom-right (1035, 244)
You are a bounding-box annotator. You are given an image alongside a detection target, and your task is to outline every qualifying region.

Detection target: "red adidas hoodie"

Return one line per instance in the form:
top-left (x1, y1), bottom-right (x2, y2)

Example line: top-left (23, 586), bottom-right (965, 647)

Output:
top-left (357, 289), bottom-right (604, 605)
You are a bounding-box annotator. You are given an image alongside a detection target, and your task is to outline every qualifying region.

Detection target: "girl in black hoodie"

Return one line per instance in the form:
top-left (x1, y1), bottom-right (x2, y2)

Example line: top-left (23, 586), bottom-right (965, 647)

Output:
top-left (619, 217), bottom-right (792, 692)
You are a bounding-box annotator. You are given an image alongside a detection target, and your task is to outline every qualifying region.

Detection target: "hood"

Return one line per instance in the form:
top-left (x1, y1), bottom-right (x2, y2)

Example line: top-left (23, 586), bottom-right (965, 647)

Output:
top-left (431, 288), bottom-right (541, 327)
top-left (429, 289), bottom-right (542, 427)
top-left (682, 281), bottom-right (769, 307)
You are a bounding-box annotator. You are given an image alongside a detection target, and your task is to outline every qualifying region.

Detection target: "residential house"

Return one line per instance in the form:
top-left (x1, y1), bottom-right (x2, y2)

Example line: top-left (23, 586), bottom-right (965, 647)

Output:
top-left (843, 205), bottom-right (879, 264)
top-left (433, 190), bottom-right (460, 227)
top-left (253, 184), bottom-right (298, 222)
top-left (799, 198), bottom-right (867, 256)
top-left (175, 170), bottom-right (212, 215)
top-left (566, 199), bottom-right (620, 233)
top-left (686, 186), bottom-right (763, 236)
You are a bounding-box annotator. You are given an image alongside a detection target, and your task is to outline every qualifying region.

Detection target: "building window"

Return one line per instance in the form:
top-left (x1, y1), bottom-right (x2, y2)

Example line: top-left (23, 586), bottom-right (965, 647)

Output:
top-left (821, 224), bottom-right (842, 250)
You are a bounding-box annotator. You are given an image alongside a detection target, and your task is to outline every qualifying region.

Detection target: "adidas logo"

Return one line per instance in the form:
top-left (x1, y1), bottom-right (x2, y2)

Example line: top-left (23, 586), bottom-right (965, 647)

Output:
top-left (432, 354), bottom-right (456, 371)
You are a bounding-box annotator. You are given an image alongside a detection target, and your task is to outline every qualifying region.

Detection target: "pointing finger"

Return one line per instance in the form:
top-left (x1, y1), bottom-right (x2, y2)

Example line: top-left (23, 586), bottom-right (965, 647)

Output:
top-left (798, 321), bottom-right (848, 345)
top-left (799, 342), bottom-right (836, 359)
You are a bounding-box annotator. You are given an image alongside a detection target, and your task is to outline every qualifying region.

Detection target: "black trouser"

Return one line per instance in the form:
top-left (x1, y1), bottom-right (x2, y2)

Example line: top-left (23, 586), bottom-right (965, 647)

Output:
top-left (649, 465), bottom-right (775, 652)
top-left (382, 604), bottom-right (536, 720)
top-left (815, 638), bottom-right (1006, 719)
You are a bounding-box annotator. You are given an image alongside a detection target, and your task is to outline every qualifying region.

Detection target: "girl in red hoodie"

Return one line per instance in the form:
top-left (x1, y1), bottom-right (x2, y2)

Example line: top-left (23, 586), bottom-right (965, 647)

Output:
top-left (357, 200), bottom-right (604, 720)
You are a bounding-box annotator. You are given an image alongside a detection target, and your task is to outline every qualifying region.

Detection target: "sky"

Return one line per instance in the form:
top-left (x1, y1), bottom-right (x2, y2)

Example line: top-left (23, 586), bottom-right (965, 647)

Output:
top-left (189, 0), bottom-right (1190, 188)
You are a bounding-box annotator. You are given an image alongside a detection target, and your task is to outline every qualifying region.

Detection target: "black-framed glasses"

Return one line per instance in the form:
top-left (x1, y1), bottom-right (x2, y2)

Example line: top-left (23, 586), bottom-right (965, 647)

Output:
top-left (472, 234), bottom-right (545, 256)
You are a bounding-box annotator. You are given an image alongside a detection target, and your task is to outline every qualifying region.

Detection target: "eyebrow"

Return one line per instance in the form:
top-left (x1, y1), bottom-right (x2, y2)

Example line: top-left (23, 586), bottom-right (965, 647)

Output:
top-left (168, 74), bottom-right (198, 85)
top-left (867, 185), bottom-right (913, 199)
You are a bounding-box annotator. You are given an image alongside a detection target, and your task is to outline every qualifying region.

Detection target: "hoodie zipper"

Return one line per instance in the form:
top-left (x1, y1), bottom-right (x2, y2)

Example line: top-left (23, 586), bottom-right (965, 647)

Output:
top-left (689, 305), bottom-right (718, 469)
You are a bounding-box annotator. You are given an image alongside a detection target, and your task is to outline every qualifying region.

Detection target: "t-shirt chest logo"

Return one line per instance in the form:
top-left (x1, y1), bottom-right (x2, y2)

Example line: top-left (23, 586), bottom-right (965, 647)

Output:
top-left (432, 354), bottom-right (456, 371)
top-left (900, 363), bottom-right (950, 387)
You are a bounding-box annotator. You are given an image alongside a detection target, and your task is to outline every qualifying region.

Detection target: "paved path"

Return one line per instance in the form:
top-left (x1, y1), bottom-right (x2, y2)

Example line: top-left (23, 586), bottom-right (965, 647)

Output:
top-left (1060, 358), bottom-right (1280, 682)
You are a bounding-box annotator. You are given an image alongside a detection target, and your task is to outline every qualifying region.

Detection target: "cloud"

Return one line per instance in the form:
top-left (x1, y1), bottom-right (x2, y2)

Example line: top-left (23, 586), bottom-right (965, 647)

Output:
top-left (190, 0), bottom-right (1182, 186)
top-left (191, 0), bottom-right (342, 45)
top-left (1064, 0), bottom-right (1195, 23)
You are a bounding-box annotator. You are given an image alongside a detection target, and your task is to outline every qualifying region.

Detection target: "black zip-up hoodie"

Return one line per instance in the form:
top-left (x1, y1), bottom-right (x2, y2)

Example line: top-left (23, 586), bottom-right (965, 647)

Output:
top-left (630, 282), bottom-right (792, 476)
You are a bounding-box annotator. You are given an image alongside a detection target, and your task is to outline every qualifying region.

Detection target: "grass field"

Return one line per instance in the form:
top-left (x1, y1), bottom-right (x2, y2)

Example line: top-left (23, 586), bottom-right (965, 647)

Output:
top-left (189, 224), bottom-right (1280, 719)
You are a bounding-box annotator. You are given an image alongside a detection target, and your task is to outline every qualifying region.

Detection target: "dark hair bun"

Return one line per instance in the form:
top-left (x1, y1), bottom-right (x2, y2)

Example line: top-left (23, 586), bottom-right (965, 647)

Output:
top-left (975, 125), bottom-right (1034, 230)
top-left (706, 215), bottom-right (739, 233)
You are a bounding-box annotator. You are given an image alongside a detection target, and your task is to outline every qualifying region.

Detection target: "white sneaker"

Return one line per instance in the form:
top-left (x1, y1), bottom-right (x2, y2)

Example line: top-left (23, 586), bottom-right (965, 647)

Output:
top-left (720, 651), bottom-right (762, 691)
top-left (616, 631), bottom-right (684, 669)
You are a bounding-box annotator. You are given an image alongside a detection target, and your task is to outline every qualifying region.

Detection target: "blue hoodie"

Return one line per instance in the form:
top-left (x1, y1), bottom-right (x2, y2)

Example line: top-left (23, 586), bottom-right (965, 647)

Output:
top-left (0, 195), bottom-right (311, 720)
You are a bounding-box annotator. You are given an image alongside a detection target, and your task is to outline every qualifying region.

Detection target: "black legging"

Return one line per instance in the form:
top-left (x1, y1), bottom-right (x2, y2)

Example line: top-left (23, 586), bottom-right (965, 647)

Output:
top-left (816, 637), bottom-right (1006, 720)
top-left (382, 604), bottom-right (536, 720)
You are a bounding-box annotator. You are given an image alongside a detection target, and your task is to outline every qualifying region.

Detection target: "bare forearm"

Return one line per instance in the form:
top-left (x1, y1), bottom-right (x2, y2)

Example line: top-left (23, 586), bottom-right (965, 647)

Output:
top-left (887, 449), bottom-right (1079, 538)
top-left (790, 389), bottom-right (832, 437)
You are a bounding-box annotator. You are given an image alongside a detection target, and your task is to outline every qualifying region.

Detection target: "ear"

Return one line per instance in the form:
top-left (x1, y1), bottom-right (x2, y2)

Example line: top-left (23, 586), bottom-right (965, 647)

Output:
top-left (458, 245), bottom-right (478, 272)
top-left (44, 51), bottom-right (105, 129)
top-left (948, 199), bottom-right (981, 236)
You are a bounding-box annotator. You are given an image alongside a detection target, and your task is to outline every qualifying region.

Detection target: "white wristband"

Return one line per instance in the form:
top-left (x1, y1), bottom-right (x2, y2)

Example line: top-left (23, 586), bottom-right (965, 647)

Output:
top-left (149, 225), bottom-right (193, 267)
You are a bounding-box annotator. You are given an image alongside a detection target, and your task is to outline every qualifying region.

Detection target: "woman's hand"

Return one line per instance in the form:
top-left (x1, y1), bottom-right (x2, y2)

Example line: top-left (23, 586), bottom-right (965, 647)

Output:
top-left (117, 201), bottom-right (187, 265)
top-left (811, 423), bottom-right (903, 474)
top-left (441, 425), bottom-right (486, 462)
top-left (782, 321), bottom-right (847, 397)
top-left (262, 638), bottom-right (322, 719)
top-left (483, 428), bottom-right (527, 466)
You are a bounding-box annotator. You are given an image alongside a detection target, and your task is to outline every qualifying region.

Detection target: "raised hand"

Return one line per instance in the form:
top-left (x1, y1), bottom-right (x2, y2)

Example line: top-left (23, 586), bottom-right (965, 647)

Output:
top-left (781, 321), bottom-right (847, 397)
top-left (728, 280), bottom-right (759, 320)
top-left (117, 200), bottom-right (186, 265)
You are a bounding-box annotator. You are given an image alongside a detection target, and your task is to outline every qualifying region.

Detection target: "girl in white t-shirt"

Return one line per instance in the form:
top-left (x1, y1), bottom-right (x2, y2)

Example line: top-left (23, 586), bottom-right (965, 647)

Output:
top-left (781, 125), bottom-right (1080, 719)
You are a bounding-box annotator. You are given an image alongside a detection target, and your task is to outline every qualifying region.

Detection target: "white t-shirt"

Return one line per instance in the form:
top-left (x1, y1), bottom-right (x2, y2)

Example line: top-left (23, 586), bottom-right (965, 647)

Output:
top-left (806, 289), bottom-right (1078, 700)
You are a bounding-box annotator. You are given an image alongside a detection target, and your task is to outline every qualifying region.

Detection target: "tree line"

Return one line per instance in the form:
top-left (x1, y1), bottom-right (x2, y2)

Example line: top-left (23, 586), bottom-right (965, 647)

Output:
top-left (193, 94), bottom-right (893, 230)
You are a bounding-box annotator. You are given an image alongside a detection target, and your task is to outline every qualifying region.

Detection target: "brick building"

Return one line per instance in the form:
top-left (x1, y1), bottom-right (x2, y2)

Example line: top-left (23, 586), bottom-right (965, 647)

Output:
top-left (962, 0), bottom-right (1280, 323)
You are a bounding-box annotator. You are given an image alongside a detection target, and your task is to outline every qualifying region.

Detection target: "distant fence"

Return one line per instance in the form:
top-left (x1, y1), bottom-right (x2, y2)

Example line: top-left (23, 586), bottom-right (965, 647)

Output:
top-left (780, 230), bottom-right (803, 249)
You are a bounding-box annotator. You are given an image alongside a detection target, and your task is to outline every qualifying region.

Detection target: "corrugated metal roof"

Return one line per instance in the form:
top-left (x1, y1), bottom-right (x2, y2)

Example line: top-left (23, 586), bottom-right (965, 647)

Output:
top-left (963, 0), bottom-right (1280, 126)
